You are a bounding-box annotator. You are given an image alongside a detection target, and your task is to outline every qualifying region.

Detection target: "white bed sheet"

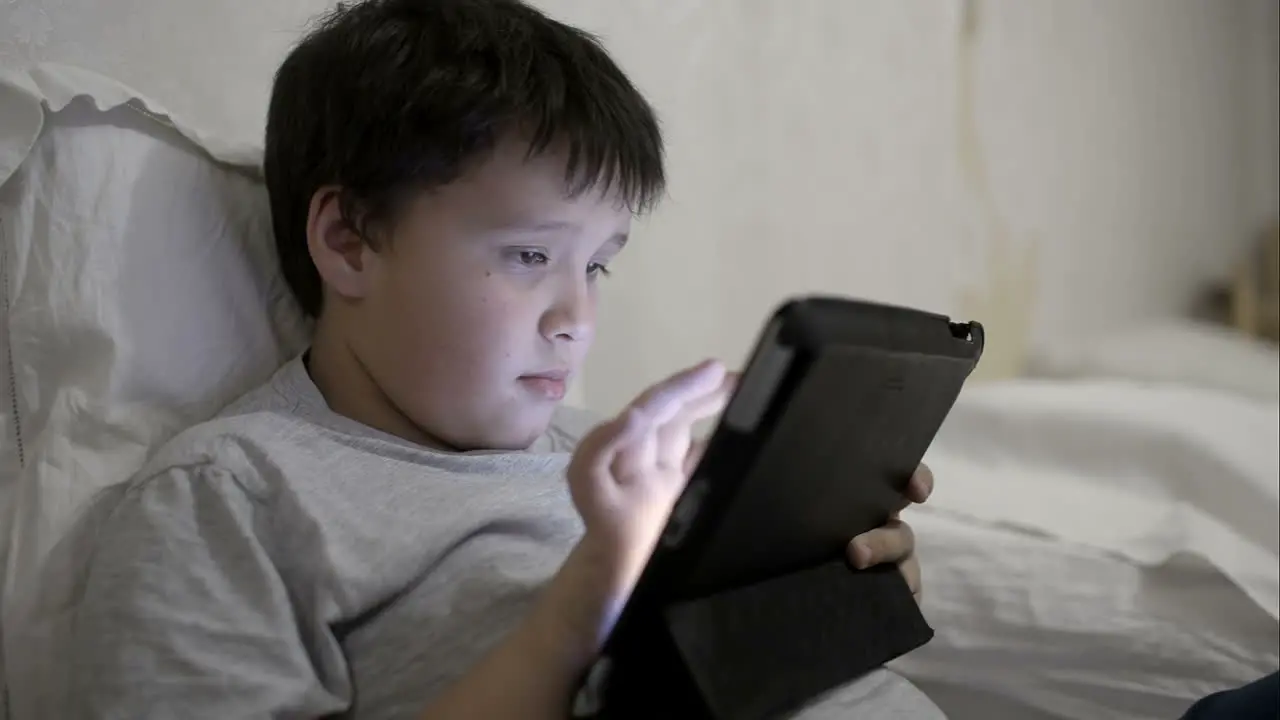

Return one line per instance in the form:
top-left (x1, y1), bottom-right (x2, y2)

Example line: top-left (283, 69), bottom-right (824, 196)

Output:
top-left (895, 508), bottom-right (1279, 720)
top-left (928, 378), bottom-right (1279, 619)
top-left (889, 377), bottom-right (1279, 719)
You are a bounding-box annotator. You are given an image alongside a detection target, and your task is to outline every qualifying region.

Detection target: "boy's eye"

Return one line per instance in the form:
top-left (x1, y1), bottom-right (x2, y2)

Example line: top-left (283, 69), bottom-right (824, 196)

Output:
top-left (518, 250), bottom-right (550, 266)
top-left (587, 262), bottom-right (611, 279)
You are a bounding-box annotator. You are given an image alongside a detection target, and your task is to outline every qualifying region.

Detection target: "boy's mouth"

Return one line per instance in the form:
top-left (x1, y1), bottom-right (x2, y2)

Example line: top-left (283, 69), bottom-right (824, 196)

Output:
top-left (518, 370), bottom-right (569, 401)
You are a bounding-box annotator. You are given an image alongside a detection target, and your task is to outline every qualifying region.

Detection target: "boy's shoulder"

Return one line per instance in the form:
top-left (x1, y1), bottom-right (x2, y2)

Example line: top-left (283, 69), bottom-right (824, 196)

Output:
top-left (135, 360), bottom-right (604, 484)
top-left (133, 359), bottom-right (318, 488)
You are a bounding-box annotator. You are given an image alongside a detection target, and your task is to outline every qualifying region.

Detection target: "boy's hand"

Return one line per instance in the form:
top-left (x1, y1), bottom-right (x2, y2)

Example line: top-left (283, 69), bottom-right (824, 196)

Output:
top-left (565, 360), bottom-right (734, 619)
top-left (846, 463), bottom-right (933, 601)
top-left (431, 363), bottom-right (732, 720)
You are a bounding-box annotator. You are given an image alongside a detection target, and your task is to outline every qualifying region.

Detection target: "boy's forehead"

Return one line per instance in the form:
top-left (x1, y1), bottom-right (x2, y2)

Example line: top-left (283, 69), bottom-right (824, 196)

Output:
top-left (466, 139), bottom-right (574, 197)
top-left (441, 138), bottom-right (633, 226)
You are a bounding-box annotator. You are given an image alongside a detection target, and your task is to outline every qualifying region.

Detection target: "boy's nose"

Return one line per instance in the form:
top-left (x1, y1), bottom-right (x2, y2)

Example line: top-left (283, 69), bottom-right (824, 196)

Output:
top-left (541, 291), bottom-right (594, 343)
top-left (544, 309), bottom-right (593, 343)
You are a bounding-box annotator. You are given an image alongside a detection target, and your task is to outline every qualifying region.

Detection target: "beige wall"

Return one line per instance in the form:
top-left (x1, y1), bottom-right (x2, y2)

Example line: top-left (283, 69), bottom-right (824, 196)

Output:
top-left (1243, 0), bottom-right (1280, 233)
top-left (2, 0), bottom-right (1277, 410)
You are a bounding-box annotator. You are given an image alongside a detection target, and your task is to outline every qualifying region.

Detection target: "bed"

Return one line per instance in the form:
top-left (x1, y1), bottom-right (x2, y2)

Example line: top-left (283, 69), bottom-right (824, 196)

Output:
top-left (893, 232), bottom-right (1280, 719)
top-left (2, 64), bottom-right (1277, 720)
top-left (0, 65), bottom-right (311, 718)
top-left (895, 371), bottom-right (1279, 719)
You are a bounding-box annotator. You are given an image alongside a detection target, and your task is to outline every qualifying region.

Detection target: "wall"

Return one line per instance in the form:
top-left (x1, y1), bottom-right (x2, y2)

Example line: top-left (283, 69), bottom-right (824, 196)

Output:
top-left (1243, 0), bottom-right (1280, 233)
top-left (2, 0), bottom-right (1277, 411)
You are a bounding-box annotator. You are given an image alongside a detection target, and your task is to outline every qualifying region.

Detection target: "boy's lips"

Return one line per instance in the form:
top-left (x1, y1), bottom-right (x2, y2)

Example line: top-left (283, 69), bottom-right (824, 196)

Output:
top-left (519, 370), bottom-right (569, 401)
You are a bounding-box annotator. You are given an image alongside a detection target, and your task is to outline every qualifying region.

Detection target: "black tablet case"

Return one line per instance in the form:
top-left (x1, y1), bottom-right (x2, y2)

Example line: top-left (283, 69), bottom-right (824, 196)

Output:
top-left (572, 299), bottom-right (984, 720)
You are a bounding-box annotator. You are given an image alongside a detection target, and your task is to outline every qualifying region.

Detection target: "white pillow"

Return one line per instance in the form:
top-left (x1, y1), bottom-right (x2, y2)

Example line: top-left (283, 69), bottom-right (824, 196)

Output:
top-left (1031, 319), bottom-right (1280, 400)
top-left (0, 64), bottom-right (310, 612)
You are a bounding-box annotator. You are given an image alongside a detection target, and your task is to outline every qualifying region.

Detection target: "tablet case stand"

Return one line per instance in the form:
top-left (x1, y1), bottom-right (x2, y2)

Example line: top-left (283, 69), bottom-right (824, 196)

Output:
top-left (573, 300), bottom-right (978, 720)
top-left (576, 558), bottom-right (933, 720)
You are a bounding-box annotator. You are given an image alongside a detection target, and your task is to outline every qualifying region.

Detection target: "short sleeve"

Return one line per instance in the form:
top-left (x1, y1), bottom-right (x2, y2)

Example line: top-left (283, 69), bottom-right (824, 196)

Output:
top-left (65, 465), bottom-right (349, 719)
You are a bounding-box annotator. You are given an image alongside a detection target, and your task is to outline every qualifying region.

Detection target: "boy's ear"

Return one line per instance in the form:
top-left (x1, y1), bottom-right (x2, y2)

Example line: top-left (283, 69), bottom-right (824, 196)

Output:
top-left (307, 186), bottom-right (373, 301)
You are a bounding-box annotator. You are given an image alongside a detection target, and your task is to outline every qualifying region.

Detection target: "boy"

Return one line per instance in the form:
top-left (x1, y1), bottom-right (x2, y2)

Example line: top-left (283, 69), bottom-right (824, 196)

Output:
top-left (22, 1), bottom-right (941, 717)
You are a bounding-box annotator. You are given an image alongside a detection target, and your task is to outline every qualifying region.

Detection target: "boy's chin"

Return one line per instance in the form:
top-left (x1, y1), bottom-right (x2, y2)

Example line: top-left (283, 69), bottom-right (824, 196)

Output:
top-left (478, 426), bottom-right (550, 452)
top-left (477, 404), bottom-right (558, 451)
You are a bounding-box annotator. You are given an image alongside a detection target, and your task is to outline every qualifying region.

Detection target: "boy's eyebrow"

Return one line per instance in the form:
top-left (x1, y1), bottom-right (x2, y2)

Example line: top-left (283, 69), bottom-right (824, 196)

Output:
top-left (491, 220), bottom-right (629, 247)
top-left (496, 219), bottom-right (577, 233)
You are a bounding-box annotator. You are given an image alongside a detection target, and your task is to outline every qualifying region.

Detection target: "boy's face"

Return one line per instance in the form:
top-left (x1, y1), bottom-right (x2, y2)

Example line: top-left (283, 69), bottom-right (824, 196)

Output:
top-left (315, 136), bottom-right (630, 450)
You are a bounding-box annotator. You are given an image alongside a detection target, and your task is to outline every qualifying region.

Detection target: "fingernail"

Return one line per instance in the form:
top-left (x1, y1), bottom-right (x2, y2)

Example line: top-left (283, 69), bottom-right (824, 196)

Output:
top-left (912, 475), bottom-right (930, 500)
top-left (852, 542), bottom-right (872, 569)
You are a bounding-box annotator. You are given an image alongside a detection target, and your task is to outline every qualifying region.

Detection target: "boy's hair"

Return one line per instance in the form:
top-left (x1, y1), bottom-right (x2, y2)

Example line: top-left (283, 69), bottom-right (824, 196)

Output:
top-left (264, 0), bottom-right (666, 318)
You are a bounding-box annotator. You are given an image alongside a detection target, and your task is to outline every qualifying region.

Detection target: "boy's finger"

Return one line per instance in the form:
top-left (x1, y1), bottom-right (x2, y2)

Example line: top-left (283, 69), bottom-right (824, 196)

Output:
top-left (674, 377), bottom-right (734, 426)
top-left (655, 376), bottom-right (733, 469)
top-left (630, 360), bottom-right (726, 426)
top-left (609, 408), bottom-right (659, 482)
top-left (847, 518), bottom-right (915, 570)
top-left (613, 363), bottom-right (724, 477)
top-left (891, 463), bottom-right (935, 513)
top-left (907, 463), bottom-right (934, 503)
top-left (682, 437), bottom-right (708, 477)
top-left (901, 553), bottom-right (922, 600)
top-left (570, 408), bottom-right (642, 480)
top-left (662, 371), bottom-right (735, 474)
top-left (604, 362), bottom-right (730, 483)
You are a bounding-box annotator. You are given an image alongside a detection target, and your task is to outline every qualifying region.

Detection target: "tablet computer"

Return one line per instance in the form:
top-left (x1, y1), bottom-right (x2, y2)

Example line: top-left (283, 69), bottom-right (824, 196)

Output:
top-left (574, 296), bottom-right (984, 718)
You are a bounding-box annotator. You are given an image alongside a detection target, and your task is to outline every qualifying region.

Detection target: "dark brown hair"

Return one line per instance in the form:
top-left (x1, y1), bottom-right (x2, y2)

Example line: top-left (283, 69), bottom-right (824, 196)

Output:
top-left (264, 0), bottom-right (666, 317)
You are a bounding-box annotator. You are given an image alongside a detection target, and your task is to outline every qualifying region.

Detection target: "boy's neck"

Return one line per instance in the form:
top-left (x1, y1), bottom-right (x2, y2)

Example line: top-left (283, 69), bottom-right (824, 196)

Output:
top-left (307, 316), bottom-right (456, 451)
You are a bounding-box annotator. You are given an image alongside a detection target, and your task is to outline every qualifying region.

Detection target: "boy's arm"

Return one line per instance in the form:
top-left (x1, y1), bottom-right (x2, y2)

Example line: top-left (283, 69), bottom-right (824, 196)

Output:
top-left (67, 465), bottom-right (618, 720)
top-left (419, 539), bottom-right (622, 720)
top-left (67, 466), bottom-right (345, 719)
top-left (425, 361), bottom-right (736, 720)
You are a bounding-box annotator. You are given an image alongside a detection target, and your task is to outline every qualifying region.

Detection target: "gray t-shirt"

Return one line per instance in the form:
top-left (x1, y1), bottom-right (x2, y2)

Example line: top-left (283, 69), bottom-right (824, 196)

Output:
top-left (11, 358), bottom-right (943, 719)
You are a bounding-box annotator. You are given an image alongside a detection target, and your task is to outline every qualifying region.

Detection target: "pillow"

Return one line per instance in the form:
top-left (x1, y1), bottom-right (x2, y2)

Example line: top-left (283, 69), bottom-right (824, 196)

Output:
top-left (0, 64), bottom-right (311, 613)
top-left (0, 63), bottom-right (47, 508)
top-left (1029, 319), bottom-right (1280, 400)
